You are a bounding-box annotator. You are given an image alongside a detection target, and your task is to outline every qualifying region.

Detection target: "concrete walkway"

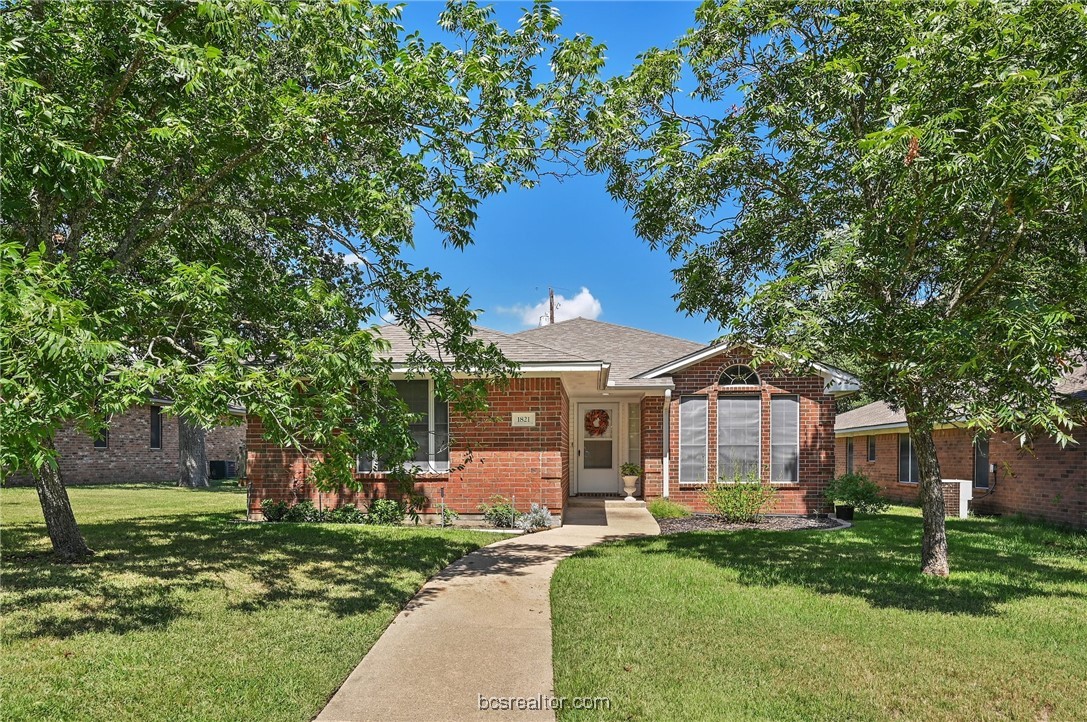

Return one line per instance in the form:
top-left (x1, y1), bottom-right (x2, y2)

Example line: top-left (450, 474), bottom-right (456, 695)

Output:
top-left (316, 498), bottom-right (659, 722)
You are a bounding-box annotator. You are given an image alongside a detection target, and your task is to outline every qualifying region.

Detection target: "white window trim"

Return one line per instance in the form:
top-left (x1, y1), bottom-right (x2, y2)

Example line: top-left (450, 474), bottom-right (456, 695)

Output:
top-left (678, 395), bottom-right (709, 485)
top-left (717, 394), bottom-right (762, 484)
top-left (899, 435), bottom-right (918, 484)
top-left (769, 394), bottom-right (800, 484)
top-left (357, 379), bottom-right (450, 475)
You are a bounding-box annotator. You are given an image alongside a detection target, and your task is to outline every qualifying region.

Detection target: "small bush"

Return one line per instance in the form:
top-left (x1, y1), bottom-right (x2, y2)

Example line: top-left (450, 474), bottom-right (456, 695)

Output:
top-left (261, 498), bottom-right (289, 522)
top-left (825, 472), bottom-right (888, 513)
top-left (283, 500), bottom-right (324, 523)
top-left (620, 462), bottom-right (644, 477)
top-left (516, 503), bottom-right (554, 531)
top-left (328, 504), bottom-right (366, 524)
top-left (479, 495), bottom-right (518, 528)
top-left (703, 476), bottom-right (778, 523)
top-left (648, 498), bottom-right (692, 519)
top-left (368, 498), bottom-right (405, 525)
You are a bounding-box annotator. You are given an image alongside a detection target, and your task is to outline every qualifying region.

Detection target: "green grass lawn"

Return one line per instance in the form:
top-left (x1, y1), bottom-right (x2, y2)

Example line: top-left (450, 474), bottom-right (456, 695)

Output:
top-left (551, 507), bottom-right (1087, 721)
top-left (1, 483), bottom-right (503, 722)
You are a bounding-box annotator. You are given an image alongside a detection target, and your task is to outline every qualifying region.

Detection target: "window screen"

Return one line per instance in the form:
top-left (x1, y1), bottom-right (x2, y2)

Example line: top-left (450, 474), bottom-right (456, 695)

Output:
top-left (718, 396), bottom-right (760, 482)
top-left (899, 435), bottom-right (919, 483)
top-left (150, 406), bottom-right (162, 449)
top-left (973, 435), bottom-right (990, 488)
top-left (770, 396), bottom-right (799, 483)
top-left (679, 396), bottom-right (707, 483)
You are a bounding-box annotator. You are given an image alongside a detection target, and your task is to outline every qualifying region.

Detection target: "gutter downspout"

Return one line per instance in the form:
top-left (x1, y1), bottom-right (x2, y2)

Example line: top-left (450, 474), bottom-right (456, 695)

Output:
top-left (663, 389), bottom-right (671, 498)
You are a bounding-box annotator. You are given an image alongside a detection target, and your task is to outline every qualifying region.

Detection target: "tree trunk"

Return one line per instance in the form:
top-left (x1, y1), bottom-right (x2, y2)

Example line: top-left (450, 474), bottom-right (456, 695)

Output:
top-left (178, 415), bottom-right (209, 488)
top-left (905, 411), bottom-right (950, 577)
top-left (34, 439), bottom-right (94, 561)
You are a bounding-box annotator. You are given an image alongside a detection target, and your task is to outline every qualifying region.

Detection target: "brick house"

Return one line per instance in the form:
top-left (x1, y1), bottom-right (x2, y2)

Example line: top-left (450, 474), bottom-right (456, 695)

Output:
top-left (247, 318), bottom-right (858, 523)
top-left (834, 365), bottom-right (1087, 528)
top-left (5, 402), bottom-right (247, 485)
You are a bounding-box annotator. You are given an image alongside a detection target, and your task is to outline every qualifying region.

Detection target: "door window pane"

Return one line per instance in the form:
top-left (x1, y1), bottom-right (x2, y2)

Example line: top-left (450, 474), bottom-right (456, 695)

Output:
top-left (718, 396), bottom-right (760, 482)
top-left (584, 440), bottom-right (613, 469)
top-left (679, 396), bottom-right (707, 483)
top-left (770, 396), bottom-right (799, 483)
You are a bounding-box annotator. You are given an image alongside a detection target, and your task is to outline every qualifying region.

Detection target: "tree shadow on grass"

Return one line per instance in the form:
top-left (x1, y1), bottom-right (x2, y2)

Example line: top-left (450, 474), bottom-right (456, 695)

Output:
top-left (575, 511), bottom-right (1087, 616)
top-left (1, 513), bottom-right (491, 639)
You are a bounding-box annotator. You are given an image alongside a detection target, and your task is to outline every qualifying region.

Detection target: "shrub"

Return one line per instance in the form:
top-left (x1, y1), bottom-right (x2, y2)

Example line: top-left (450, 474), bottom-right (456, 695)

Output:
top-left (703, 476), bottom-right (778, 523)
top-left (261, 498), bottom-right (289, 522)
top-left (647, 498), bottom-right (692, 519)
top-left (368, 498), bottom-right (405, 525)
top-left (516, 503), bottom-right (554, 531)
top-left (620, 462), bottom-right (644, 477)
top-left (283, 500), bottom-right (324, 523)
top-left (439, 506), bottom-right (460, 526)
top-left (479, 495), bottom-right (518, 528)
top-left (328, 504), bottom-right (366, 524)
top-left (825, 472), bottom-right (889, 513)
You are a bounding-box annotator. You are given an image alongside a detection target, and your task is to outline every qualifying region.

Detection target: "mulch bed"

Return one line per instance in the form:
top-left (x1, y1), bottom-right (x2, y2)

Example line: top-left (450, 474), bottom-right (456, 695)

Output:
top-left (655, 514), bottom-right (842, 535)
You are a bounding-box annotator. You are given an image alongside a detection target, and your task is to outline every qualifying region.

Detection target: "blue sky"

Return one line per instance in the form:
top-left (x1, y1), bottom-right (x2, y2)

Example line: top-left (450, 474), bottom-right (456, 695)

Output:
top-left (391, 1), bottom-right (720, 343)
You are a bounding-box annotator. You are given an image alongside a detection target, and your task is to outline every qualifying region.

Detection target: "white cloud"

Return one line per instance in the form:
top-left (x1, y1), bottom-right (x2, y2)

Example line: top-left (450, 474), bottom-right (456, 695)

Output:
top-left (501, 287), bottom-right (603, 327)
top-left (341, 252), bottom-right (366, 266)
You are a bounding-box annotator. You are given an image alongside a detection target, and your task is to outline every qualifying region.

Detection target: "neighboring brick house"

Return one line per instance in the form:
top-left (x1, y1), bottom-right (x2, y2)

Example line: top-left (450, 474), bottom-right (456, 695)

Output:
top-left (834, 365), bottom-right (1087, 528)
top-left (5, 402), bottom-right (247, 485)
top-left (247, 318), bottom-right (859, 522)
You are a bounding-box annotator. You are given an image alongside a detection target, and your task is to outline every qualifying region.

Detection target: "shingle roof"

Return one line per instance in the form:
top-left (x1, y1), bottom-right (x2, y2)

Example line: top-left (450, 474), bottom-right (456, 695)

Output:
top-left (511, 317), bottom-right (706, 386)
top-left (375, 321), bottom-right (591, 365)
top-left (835, 401), bottom-right (906, 432)
top-left (836, 362), bottom-right (1087, 432)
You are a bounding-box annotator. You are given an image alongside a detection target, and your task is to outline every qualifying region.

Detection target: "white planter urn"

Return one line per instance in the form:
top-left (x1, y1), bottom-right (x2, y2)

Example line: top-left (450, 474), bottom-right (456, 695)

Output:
top-left (621, 475), bottom-right (639, 502)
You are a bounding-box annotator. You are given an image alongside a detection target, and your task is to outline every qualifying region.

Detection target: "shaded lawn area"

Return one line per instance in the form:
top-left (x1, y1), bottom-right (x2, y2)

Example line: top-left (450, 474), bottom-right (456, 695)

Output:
top-left (551, 507), bottom-right (1087, 721)
top-left (1, 483), bottom-right (504, 722)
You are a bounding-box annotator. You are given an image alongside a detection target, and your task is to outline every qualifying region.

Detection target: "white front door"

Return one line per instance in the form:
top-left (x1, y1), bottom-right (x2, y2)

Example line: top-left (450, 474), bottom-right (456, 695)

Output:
top-left (577, 402), bottom-right (620, 494)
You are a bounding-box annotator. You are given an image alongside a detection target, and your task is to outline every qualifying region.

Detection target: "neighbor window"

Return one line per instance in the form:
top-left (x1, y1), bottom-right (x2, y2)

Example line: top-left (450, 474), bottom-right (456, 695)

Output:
top-left (845, 438), bottom-right (854, 473)
top-left (93, 429), bottom-right (109, 449)
top-left (717, 396), bottom-right (760, 482)
top-left (357, 380), bottom-right (449, 473)
top-left (770, 396), bottom-right (799, 483)
top-left (678, 396), bottom-right (708, 484)
top-left (898, 435), bottom-right (920, 484)
top-left (867, 435), bottom-right (877, 462)
top-left (973, 435), bottom-right (990, 489)
top-left (150, 405), bottom-right (162, 450)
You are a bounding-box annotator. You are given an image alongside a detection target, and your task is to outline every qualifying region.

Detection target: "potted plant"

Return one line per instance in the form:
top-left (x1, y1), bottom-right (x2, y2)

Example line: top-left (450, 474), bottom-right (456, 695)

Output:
top-left (824, 472), bottom-right (889, 521)
top-left (620, 462), bottom-right (643, 501)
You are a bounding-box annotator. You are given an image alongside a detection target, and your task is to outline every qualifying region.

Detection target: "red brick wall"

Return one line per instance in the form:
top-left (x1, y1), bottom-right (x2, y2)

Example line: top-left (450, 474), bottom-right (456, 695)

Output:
top-left (657, 350), bottom-right (837, 515)
top-left (5, 405), bottom-right (245, 485)
top-left (835, 426), bottom-right (1087, 528)
top-left (246, 378), bottom-right (570, 520)
top-left (641, 396), bottom-right (665, 499)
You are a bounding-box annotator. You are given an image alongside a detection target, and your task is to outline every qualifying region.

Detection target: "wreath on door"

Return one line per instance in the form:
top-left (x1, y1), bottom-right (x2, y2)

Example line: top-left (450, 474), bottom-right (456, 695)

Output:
top-left (584, 409), bottom-right (610, 437)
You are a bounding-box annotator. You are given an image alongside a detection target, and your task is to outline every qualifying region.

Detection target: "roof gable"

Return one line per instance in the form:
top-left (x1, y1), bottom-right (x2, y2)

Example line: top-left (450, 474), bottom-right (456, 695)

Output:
top-left (512, 317), bottom-right (705, 386)
top-left (636, 342), bottom-right (861, 395)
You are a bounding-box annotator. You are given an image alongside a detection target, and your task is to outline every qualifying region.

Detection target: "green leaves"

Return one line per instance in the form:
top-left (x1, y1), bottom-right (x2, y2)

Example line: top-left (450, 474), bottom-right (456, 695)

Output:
top-left (591, 0), bottom-right (1087, 440)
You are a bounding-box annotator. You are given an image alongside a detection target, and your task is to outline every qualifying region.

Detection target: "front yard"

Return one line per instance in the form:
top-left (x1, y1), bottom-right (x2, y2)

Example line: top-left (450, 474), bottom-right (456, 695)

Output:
top-left (551, 506), bottom-right (1087, 721)
top-left (1, 483), bottom-right (502, 722)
